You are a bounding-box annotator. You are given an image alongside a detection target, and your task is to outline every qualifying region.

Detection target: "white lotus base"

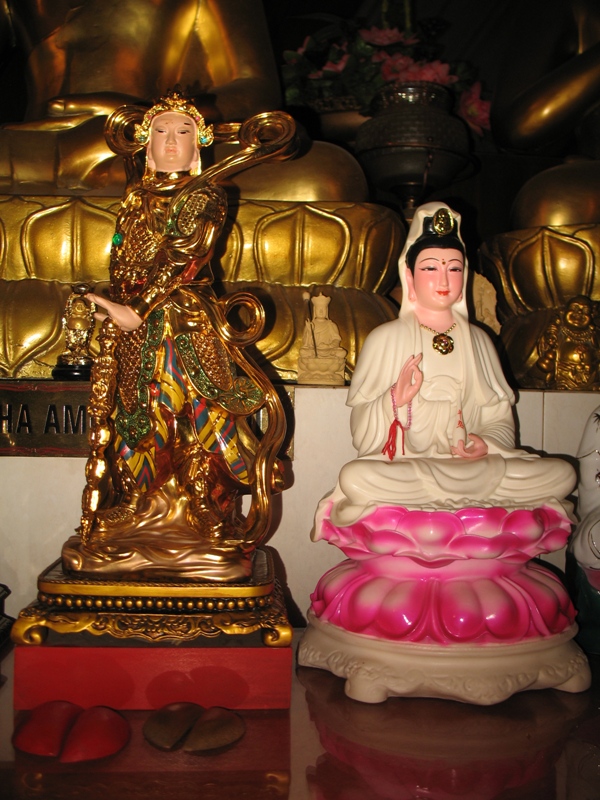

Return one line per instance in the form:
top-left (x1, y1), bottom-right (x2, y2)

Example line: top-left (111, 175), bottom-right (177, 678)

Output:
top-left (297, 612), bottom-right (592, 705)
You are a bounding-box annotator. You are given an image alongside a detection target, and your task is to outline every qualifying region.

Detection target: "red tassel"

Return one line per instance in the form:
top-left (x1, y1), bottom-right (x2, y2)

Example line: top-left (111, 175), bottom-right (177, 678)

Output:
top-left (382, 419), bottom-right (404, 460)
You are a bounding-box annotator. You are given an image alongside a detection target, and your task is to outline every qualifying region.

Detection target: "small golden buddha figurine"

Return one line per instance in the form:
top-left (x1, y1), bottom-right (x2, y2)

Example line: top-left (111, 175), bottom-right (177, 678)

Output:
top-left (535, 296), bottom-right (600, 391)
top-left (52, 284), bottom-right (96, 380)
top-left (61, 93), bottom-right (295, 582)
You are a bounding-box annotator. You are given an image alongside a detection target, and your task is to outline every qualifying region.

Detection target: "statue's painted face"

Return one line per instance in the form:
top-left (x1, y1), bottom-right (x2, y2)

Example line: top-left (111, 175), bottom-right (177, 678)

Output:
top-left (406, 247), bottom-right (464, 312)
top-left (147, 111), bottom-right (198, 172)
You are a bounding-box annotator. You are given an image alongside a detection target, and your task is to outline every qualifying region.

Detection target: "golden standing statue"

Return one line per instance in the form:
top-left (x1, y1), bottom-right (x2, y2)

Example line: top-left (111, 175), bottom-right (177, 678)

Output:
top-left (11, 95), bottom-right (298, 645)
top-left (60, 94), bottom-right (296, 582)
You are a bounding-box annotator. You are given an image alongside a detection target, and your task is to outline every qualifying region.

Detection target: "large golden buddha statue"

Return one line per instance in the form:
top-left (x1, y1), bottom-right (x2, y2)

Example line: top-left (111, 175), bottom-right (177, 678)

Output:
top-left (0, 0), bottom-right (280, 192)
top-left (0, 0), bottom-right (403, 382)
top-left (482, 0), bottom-right (600, 388)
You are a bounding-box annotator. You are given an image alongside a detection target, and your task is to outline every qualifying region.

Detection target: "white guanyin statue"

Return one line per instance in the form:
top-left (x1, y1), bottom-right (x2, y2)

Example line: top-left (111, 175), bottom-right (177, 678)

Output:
top-left (297, 292), bottom-right (347, 385)
top-left (298, 202), bottom-right (591, 704)
top-left (568, 406), bottom-right (600, 654)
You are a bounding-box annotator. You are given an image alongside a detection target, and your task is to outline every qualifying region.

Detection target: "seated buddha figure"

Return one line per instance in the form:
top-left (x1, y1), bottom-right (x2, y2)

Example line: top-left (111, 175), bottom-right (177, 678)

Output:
top-left (297, 293), bottom-right (347, 386)
top-left (61, 94), bottom-right (290, 582)
top-left (0, 0), bottom-right (281, 192)
top-left (534, 295), bottom-right (600, 391)
top-left (0, 0), bottom-right (368, 201)
top-left (298, 202), bottom-right (591, 705)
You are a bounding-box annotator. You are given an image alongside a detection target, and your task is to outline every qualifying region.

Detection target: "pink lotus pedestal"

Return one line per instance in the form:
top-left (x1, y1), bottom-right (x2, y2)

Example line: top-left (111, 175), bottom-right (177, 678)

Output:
top-left (298, 504), bottom-right (591, 704)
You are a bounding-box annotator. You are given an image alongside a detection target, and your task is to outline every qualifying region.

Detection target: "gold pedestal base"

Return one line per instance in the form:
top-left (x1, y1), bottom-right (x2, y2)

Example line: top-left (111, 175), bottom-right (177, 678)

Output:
top-left (11, 548), bottom-right (292, 647)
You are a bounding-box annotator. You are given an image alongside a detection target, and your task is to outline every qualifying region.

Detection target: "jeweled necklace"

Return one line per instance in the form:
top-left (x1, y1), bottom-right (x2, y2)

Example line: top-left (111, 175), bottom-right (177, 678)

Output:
top-left (419, 322), bottom-right (456, 355)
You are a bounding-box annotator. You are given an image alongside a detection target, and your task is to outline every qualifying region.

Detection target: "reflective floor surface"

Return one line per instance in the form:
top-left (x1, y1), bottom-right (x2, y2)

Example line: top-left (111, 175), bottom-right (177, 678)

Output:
top-left (0, 636), bottom-right (599, 799)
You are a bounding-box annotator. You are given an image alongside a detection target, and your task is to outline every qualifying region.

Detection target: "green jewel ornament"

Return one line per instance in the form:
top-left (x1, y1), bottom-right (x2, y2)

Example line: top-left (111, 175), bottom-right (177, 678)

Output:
top-left (112, 233), bottom-right (124, 246)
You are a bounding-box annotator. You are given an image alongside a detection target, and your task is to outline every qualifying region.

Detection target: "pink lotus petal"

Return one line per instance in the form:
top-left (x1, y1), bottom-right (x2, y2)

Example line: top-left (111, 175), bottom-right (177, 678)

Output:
top-left (509, 569), bottom-right (567, 635)
top-left (338, 576), bottom-right (391, 632)
top-left (455, 506), bottom-right (509, 534)
top-left (450, 533), bottom-right (516, 559)
top-left (398, 510), bottom-right (464, 549)
top-left (363, 529), bottom-right (415, 555)
top-left (473, 578), bottom-right (524, 640)
top-left (377, 579), bottom-right (429, 638)
top-left (536, 527), bottom-right (571, 555)
top-left (315, 560), bottom-right (358, 604)
top-left (439, 581), bottom-right (485, 640)
top-left (501, 509), bottom-right (547, 542)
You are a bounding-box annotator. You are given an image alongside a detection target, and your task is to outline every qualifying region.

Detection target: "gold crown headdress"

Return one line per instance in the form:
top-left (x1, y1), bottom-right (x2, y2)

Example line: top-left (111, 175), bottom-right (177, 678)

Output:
top-left (134, 91), bottom-right (214, 149)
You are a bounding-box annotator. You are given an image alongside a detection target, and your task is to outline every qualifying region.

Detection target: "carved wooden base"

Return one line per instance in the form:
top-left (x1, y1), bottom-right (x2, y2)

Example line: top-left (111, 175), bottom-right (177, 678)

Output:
top-left (298, 612), bottom-right (592, 705)
top-left (11, 548), bottom-right (292, 647)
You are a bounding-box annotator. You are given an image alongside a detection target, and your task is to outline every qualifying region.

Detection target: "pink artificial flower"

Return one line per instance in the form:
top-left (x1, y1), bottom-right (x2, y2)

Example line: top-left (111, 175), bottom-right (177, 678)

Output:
top-left (406, 60), bottom-right (458, 86)
top-left (371, 50), bottom-right (388, 64)
top-left (322, 52), bottom-right (350, 74)
top-left (297, 36), bottom-right (311, 55)
top-left (380, 54), bottom-right (458, 86)
top-left (380, 52), bottom-right (416, 82)
top-left (458, 81), bottom-right (491, 135)
top-left (359, 26), bottom-right (418, 46)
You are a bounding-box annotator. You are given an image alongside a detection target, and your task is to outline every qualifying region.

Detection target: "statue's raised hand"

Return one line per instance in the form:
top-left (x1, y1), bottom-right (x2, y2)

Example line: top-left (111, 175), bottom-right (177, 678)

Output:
top-left (394, 354), bottom-right (423, 408)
